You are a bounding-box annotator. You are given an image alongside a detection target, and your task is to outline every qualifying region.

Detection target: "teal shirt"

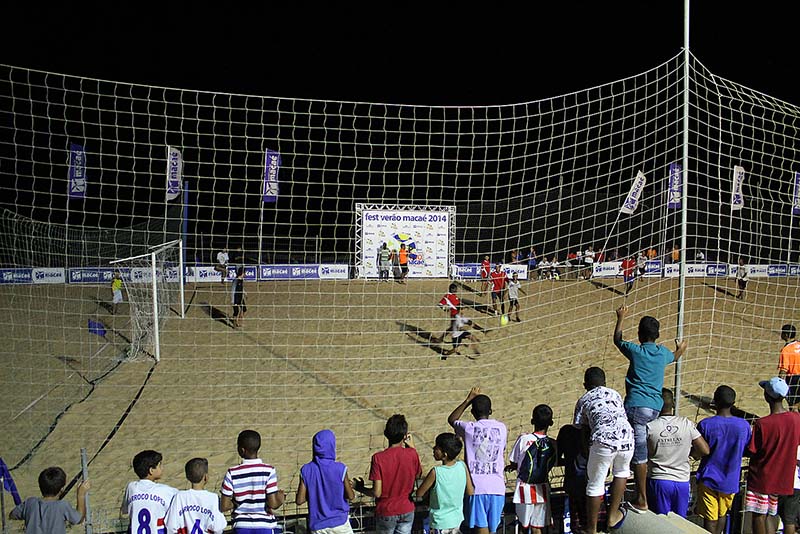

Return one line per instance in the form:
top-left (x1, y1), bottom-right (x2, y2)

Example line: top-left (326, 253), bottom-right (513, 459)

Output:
top-left (615, 340), bottom-right (675, 411)
top-left (430, 461), bottom-right (468, 530)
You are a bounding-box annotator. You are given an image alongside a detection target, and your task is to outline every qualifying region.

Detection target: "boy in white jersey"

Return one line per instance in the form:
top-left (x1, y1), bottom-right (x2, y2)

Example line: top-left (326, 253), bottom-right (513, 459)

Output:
top-left (165, 458), bottom-right (227, 533)
top-left (442, 307), bottom-right (484, 360)
top-left (121, 450), bottom-right (178, 534)
top-left (507, 273), bottom-right (526, 322)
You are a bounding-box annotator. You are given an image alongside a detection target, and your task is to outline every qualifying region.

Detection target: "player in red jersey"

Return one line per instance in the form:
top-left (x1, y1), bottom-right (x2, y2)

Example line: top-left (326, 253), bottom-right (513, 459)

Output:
top-left (490, 264), bottom-right (508, 316)
top-left (436, 283), bottom-right (461, 343)
top-left (620, 254), bottom-right (637, 295)
top-left (480, 255), bottom-right (491, 296)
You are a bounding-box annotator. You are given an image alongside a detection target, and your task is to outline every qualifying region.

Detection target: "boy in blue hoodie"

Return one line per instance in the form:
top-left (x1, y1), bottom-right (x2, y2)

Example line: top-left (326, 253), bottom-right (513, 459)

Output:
top-left (296, 429), bottom-right (356, 534)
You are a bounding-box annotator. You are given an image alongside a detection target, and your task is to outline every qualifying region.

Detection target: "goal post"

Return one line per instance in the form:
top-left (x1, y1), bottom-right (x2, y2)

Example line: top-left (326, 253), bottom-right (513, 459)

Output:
top-left (110, 239), bottom-right (184, 362)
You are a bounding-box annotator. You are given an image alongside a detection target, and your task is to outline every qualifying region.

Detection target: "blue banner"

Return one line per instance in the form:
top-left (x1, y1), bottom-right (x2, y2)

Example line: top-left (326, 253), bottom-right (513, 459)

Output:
top-left (0, 268), bottom-right (33, 284)
top-left (731, 166), bottom-right (745, 210)
top-left (69, 268), bottom-right (115, 284)
top-left (793, 172), bottom-right (800, 215)
top-left (258, 264), bottom-right (349, 280)
top-left (68, 143), bottom-right (87, 198)
top-left (768, 265), bottom-right (788, 277)
top-left (227, 265), bottom-right (258, 281)
top-left (706, 264), bottom-right (729, 277)
top-left (667, 163), bottom-right (682, 209)
top-left (166, 146), bottom-right (182, 201)
top-left (262, 148), bottom-right (281, 203)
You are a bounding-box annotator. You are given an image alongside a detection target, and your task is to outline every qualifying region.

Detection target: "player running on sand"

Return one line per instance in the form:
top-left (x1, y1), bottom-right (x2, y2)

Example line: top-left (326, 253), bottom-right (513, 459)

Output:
top-left (441, 308), bottom-right (484, 359)
top-left (480, 255), bottom-right (491, 296)
top-left (490, 263), bottom-right (508, 316)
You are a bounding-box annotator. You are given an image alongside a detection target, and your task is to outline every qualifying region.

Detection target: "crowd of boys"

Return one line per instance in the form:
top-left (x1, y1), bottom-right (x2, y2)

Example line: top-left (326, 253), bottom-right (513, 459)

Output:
top-left (10, 316), bottom-right (800, 534)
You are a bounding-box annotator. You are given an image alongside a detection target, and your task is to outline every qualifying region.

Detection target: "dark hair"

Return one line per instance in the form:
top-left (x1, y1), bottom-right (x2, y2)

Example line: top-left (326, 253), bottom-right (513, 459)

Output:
top-left (238, 430), bottom-right (261, 455)
top-left (783, 324), bottom-right (797, 340)
top-left (236, 266), bottom-right (245, 277)
top-left (383, 414), bottom-right (408, 445)
top-left (471, 394), bottom-right (492, 418)
top-left (584, 367), bottom-right (606, 388)
top-left (185, 457), bottom-right (209, 484)
top-left (132, 450), bottom-right (163, 479)
top-left (448, 283), bottom-right (458, 293)
top-left (661, 388), bottom-right (675, 412)
top-left (713, 385), bottom-right (736, 409)
top-left (638, 316), bottom-right (660, 342)
top-left (435, 433), bottom-right (463, 460)
top-left (531, 404), bottom-right (554, 430)
top-left (38, 466), bottom-right (67, 497)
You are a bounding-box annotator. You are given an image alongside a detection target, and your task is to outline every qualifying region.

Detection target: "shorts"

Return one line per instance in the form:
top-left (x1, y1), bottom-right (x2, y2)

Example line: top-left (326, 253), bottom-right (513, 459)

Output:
top-left (778, 490), bottom-right (800, 527)
top-left (647, 478), bottom-right (690, 517)
top-left (626, 405), bottom-right (660, 464)
top-left (786, 374), bottom-right (800, 406)
top-left (585, 442), bottom-right (633, 497)
top-left (375, 512), bottom-right (413, 534)
top-left (400, 265), bottom-right (408, 274)
top-left (233, 301), bottom-right (248, 317)
top-left (744, 490), bottom-right (779, 516)
top-left (452, 332), bottom-right (470, 347)
top-left (623, 274), bottom-right (635, 284)
top-left (491, 290), bottom-right (503, 301)
top-left (312, 521), bottom-right (354, 534)
top-left (738, 279), bottom-right (748, 290)
top-left (515, 501), bottom-right (551, 529)
top-left (234, 528), bottom-right (281, 534)
top-left (112, 289), bottom-right (123, 304)
top-left (509, 298), bottom-right (519, 307)
top-left (695, 482), bottom-right (734, 521)
top-left (467, 494), bottom-right (504, 532)
top-left (430, 529), bottom-right (460, 534)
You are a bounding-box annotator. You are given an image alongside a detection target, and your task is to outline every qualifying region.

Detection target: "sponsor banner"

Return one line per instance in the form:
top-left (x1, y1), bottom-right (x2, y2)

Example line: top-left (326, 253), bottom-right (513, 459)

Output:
top-left (790, 265), bottom-right (800, 276)
top-left (620, 170), bottom-right (646, 214)
top-left (318, 264), bottom-right (349, 279)
top-left (258, 264), bottom-right (348, 280)
top-left (69, 268), bottom-right (115, 284)
top-left (593, 261), bottom-right (622, 278)
top-left (226, 265), bottom-right (258, 281)
top-left (667, 163), bottom-right (682, 209)
top-left (453, 263), bottom-right (482, 279)
top-left (665, 263), bottom-right (709, 278)
top-left (793, 172), bottom-right (800, 215)
top-left (0, 268), bottom-right (33, 284)
top-left (501, 264), bottom-right (529, 280)
top-left (262, 148), bottom-right (281, 203)
top-left (361, 208), bottom-right (451, 278)
top-left (165, 146), bottom-right (183, 201)
top-left (731, 165), bottom-right (745, 210)
top-left (706, 264), bottom-right (729, 277)
top-left (644, 260), bottom-right (663, 277)
top-left (32, 268), bottom-right (66, 284)
top-left (185, 266), bottom-right (224, 283)
top-left (68, 143), bottom-right (87, 198)
top-left (731, 264), bottom-right (769, 278)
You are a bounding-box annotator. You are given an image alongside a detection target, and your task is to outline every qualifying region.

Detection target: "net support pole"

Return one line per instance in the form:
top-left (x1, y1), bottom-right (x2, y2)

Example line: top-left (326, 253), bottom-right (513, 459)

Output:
top-left (674, 0), bottom-right (691, 411)
top-left (151, 251), bottom-right (161, 362)
top-left (80, 448), bottom-right (93, 534)
top-left (178, 238), bottom-right (185, 319)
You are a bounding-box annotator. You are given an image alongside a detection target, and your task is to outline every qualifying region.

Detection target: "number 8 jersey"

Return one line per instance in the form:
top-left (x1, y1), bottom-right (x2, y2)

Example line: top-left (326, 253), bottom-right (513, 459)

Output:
top-left (122, 479), bottom-right (178, 534)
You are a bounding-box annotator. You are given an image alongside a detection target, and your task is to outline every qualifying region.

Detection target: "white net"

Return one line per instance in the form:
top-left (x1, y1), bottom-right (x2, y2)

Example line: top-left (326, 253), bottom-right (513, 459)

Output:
top-left (1, 53), bottom-right (800, 531)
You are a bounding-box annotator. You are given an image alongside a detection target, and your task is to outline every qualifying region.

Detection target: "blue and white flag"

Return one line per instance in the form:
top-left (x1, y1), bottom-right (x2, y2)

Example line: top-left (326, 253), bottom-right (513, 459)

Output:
top-left (0, 457), bottom-right (21, 505)
top-left (68, 143), bottom-right (87, 198)
top-left (793, 172), bottom-right (800, 215)
top-left (262, 148), bottom-right (281, 203)
top-left (88, 318), bottom-right (107, 337)
top-left (667, 163), bottom-right (682, 209)
top-left (165, 146), bottom-right (183, 202)
top-left (620, 171), bottom-right (647, 215)
top-left (731, 165), bottom-right (745, 211)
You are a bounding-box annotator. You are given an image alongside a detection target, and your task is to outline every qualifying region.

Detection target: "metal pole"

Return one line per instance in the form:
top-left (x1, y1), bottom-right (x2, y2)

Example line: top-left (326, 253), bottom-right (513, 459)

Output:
top-left (151, 251), bottom-right (161, 362)
top-left (80, 448), bottom-right (93, 534)
top-left (178, 239), bottom-right (185, 319)
top-left (258, 193), bottom-right (265, 267)
top-left (675, 0), bottom-right (691, 411)
top-left (0, 475), bottom-right (6, 534)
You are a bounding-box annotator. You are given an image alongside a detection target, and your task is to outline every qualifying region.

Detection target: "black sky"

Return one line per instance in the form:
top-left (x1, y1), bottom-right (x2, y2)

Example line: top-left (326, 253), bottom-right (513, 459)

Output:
top-left (3, 3), bottom-right (798, 106)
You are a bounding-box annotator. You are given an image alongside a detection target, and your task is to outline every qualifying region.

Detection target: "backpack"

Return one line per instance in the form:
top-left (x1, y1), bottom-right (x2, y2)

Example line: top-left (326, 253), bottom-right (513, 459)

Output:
top-left (517, 435), bottom-right (557, 485)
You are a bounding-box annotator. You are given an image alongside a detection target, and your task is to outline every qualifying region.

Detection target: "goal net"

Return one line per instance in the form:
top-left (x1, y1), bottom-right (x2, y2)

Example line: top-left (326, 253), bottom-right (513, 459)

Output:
top-left (110, 240), bottom-right (185, 362)
top-left (1, 53), bottom-right (799, 531)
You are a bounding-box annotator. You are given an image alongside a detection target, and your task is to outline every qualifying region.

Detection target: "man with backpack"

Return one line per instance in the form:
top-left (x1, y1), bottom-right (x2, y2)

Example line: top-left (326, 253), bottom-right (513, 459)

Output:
top-left (505, 405), bottom-right (558, 534)
top-left (573, 367), bottom-right (635, 534)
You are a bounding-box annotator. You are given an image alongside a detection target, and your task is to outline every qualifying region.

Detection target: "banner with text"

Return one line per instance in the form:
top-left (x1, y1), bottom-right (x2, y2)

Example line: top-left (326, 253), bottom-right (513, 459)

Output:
top-left (262, 148), bottom-right (281, 203)
top-left (68, 143), bottom-right (87, 198)
top-left (731, 165), bottom-right (745, 210)
top-left (667, 163), bottom-right (682, 209)
top-left (620, 171), bottom-right (646, 214)
top-left (165, 146), bottom-right (183, 201)
top-left (360, 208), bottom-right (450, 278)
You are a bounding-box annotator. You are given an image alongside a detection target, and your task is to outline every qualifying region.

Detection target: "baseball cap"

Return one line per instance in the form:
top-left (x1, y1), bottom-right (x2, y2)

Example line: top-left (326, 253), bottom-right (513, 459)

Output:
top-left (759, 377), bottom-right (789, 400)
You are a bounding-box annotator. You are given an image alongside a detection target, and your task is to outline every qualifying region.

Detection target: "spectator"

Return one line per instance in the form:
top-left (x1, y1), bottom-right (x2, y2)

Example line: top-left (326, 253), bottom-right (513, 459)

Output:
top-left (215, 248), bottom-right (229, 284)
top-left (378, 243), bottom-right (391, 282)
top-left (10, 467), bottom-right (91, 534)
top-left (779, 324), bottom-right (800, 411)
top-left (636, 251), bottom-right (648, 278)
top-left (527, 247), bottom-right (538, 276)
top-left (695, 385), bottom-right (752, 534)
top-left (556, 424), bottom-right (589, 533)
top-left (696, 250), bottom-right (706, 262)
top-left (746, 377), bottom-right (800, 534)
top-left (296, 430), bottom-right (356, 534)
top-left (353, 415), bottom-right (421, 534)
top-left (164, 458), bottom-right (227, 533)
top-left (448, 387), bottom-right (508, 534)
top-left (645, 388), bottom-right (709, 516)
top-left (613, 305), bottom-right (687, 512)
top-left (121, 450), bottom-right (177, 534)
top-left (671, 245), bottom-right (680, 264)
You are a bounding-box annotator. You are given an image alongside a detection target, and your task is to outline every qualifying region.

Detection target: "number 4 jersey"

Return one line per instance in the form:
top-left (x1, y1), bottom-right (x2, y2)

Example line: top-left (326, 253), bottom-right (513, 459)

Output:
top-left (164, 489), bottom-right (227, 534)
top-left (122, 479), bottom-right (178, 534)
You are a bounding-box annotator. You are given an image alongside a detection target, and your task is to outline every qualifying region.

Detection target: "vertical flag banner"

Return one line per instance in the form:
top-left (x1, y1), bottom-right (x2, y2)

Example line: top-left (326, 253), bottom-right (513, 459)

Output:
top-left (262, 148), bottom-right (281, 203)
top-left (620, 170), bottom-right (647, 214)
top-left (68, 143), bottom-right (87, 198)
top-left (731, 165), bottom-right (745, 210)
top-left (793, 172), bottom-right (800, 215)
top-left (165, 146), bottom-right (183, 201)
top-left (667, 162), bottom-right (682, 209)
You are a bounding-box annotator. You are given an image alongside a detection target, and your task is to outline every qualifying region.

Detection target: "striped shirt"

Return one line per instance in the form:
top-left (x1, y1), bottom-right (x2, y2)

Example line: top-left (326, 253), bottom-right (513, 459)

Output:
top-left (509, 433), bottom-right (549, 505)
top-left (221, 458), bottom-right (279, 530)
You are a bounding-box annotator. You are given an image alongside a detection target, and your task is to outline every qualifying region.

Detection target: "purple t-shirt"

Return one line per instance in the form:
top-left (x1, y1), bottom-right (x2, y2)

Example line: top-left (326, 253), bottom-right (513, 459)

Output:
top-left (696, 415), bottom-right (752, 494)
top-left (452, 419), bottom-right (508, 495)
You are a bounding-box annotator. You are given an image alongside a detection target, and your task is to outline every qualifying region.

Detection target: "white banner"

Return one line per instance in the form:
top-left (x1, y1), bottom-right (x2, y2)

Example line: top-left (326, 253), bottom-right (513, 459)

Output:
top-left (620, 170), bottom-right (647, 214)
top-left (166, 146), bottom-right (183, 201)
top-left (361, 209), bottom-right (450, 278)
top-left (731, 165), bottom-right (745, 210)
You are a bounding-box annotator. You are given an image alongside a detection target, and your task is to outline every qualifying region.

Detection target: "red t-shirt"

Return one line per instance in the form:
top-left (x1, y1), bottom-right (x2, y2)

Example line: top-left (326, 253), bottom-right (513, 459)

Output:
top-left (490, 270), bottom-right (507, 292)
top-left (369, 446), bottom-right (421, 517)
top-left (621, 258), bottom-right (636, 277)
top-left (747, 411), bottom-right (800, 495)
top-left (481, 260), bottom-right (491, 278)
top-left (439, 292), bottom-right (460, 317)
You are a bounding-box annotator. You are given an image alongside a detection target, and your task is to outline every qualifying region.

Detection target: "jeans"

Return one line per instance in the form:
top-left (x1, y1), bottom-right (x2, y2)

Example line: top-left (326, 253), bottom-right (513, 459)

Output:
top-left (625, 405), bottom-right (660, 464)
top-left (376, 512), bottom-right (414, 534)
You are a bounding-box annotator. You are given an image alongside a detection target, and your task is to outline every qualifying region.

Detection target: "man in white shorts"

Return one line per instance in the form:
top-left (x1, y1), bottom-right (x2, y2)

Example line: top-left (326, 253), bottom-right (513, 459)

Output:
top-left (574, 367), bottom-right (635, 534)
